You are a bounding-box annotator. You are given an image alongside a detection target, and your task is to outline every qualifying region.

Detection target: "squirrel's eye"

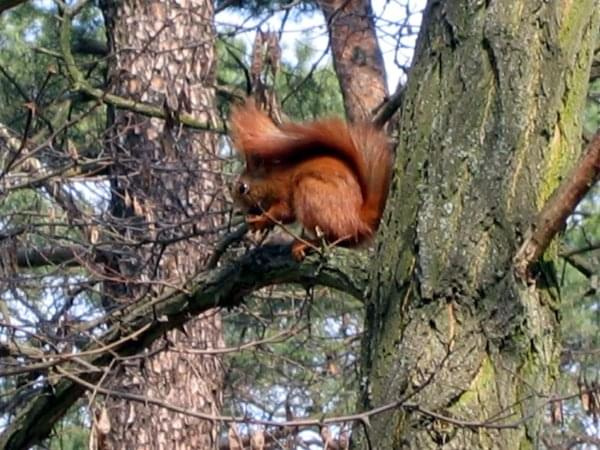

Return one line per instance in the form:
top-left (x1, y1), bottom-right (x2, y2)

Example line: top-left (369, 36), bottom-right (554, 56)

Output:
top-left (238, 182), bottom-right (249, 195)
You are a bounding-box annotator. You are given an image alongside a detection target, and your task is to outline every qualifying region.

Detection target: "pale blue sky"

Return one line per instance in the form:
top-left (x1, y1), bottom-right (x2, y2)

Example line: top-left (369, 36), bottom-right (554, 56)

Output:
top-left (215, 0), bottom-right (425, 92)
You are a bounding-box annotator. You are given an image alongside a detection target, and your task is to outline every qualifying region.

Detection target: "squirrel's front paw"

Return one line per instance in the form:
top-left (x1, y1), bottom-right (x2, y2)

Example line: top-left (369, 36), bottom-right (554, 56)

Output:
top-left (291, 240), bottom-right (309, 261)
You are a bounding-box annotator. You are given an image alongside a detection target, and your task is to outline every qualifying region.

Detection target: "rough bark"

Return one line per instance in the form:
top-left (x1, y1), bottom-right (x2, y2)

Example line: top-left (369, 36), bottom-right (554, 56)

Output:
top-left (357, 1), bottom-right (599, 449)
top-left (319, 0), bottom-right (388, 121)
top-left (99, 0), bottom-right (224, 448)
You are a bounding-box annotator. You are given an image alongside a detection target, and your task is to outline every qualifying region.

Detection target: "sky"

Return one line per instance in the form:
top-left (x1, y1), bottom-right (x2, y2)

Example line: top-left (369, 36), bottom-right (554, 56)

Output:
top-left (215, 0), bottom-right (426, 93)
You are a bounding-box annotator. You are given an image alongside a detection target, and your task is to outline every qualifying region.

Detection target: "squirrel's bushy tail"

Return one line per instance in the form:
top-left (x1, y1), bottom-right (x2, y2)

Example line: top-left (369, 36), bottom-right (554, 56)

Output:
top-left (230, 101), bottom-right (392, 233)
top-left (349, 123), bottom-right (392, 234)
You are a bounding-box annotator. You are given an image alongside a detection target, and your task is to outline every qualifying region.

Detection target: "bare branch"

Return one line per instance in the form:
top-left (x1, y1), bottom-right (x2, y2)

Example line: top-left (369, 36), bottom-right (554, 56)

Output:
top-left (372, 84), bottom-right (405, 129)
top-left (58, 3), bottom-right (222, 132)
top-left (0, 0), bottom-right (26, 14)
top-left (15, 245), bottom-right (83, 268)
top-left (0, 244), bottom-right (367, 449)
top-left (514, 131), bottom-right (600, 278)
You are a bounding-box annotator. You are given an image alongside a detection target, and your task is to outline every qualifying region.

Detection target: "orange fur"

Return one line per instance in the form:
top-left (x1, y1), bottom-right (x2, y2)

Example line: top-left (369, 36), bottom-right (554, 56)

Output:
top-left (230, 101), bottom-right (392, 260)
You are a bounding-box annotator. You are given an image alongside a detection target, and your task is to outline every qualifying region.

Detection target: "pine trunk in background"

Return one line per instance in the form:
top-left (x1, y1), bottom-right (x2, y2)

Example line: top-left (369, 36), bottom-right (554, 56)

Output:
top-left (318, 0), bottom-right (388, 121)
top-left (356, 1), bottom-right (599, 448)
top-left (98, 0), bottom-right (224, 447)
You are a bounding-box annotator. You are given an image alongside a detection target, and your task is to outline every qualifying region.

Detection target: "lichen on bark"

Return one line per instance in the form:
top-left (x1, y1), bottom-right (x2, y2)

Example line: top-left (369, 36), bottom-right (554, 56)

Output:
top-left (357, 1), bottom-right (600, 448)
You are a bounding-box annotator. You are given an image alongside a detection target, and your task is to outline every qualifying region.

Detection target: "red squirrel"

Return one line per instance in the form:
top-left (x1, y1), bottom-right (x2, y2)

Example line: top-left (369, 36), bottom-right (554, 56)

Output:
top-left (230, 101), bottom-right (392, 260)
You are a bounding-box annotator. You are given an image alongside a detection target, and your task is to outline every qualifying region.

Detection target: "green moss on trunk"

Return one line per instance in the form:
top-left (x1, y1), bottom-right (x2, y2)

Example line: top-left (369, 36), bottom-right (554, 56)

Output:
top-left (357, 1), bottom-right (599, 448)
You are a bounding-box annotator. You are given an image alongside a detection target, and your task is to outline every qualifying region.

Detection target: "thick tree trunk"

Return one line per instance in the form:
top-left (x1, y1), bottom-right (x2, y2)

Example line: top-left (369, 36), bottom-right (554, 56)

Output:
top-left (319, 0), bottom-right (388, 121)
top-left (357, 1), bottom-right (599, 449)
top-left (99, 0), bottom-right (224, 448)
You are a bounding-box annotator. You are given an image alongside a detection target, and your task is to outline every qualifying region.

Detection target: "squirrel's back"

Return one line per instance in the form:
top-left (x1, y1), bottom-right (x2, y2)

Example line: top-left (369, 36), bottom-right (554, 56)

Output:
top-left (230, 101), bottom-right (393, 238)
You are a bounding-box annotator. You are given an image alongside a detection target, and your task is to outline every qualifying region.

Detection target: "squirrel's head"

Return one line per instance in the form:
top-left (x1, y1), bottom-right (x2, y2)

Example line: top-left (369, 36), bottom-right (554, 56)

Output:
top-left (233, 176), bottom-right (256, 212)
top-left (232, 172), bottom-right (274, 215)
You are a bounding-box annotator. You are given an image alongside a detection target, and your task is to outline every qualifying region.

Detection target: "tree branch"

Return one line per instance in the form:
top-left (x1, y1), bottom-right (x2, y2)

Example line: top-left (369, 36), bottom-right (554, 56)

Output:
top-left (58, 3), bottom-right (223, 132)
top-left (0, 0), bottom-right (26, 14)
top-left (15, 245), bottom-right (83, 268)
top-left (372, 84), bottom-right (405, 129)
top-left (0, 245), bottom-right (367, 449)
top-left (514, 131), bottom-right (600, 279)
